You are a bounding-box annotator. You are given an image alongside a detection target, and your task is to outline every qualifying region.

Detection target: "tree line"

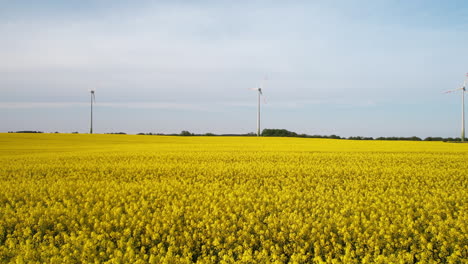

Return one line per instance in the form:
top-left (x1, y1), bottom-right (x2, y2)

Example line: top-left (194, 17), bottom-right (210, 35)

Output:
top-left (7, 130), bottom-right (465, 142)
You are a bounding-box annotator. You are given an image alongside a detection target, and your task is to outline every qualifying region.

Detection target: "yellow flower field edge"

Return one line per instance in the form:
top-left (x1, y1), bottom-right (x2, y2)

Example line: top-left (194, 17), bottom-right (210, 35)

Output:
top-left (0, 134), bottom-right (467, 263)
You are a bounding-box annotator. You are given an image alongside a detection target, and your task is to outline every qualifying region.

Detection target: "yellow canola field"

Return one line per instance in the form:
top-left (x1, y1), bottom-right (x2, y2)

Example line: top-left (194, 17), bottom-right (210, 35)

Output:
top-left (0, 133), bottom-right (467, 263)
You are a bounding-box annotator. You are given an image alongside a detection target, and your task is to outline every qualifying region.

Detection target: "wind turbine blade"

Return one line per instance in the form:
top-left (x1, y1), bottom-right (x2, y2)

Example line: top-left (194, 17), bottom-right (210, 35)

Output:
top-left (248, 88), bottom-right (258, 91)
top-left (91, 89), bottom-right (96, 101)
top-left (260, 76), bottom-right (268, 89)
top-left (444, 87), bottom-right (464, 94)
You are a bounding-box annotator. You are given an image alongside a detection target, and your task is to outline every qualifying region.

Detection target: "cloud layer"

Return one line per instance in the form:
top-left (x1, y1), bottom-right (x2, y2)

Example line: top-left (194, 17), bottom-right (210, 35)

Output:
top-left (1, 1), bottom-right (467, 136)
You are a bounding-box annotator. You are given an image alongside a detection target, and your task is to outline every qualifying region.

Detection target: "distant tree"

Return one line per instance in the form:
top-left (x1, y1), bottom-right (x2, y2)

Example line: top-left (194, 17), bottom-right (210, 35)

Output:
top-left (180, 130), bottom-right (193, 136)
top-left (15, 131), bottom-right (43, 133)
top-left (261, 129), bottom-right (298, 137)
top-left (309, 135), bottom-right (325, 138)
top-left (348, 136), bottom-right (374, 140)
top-left (376, 136), bottom-right (421, 141)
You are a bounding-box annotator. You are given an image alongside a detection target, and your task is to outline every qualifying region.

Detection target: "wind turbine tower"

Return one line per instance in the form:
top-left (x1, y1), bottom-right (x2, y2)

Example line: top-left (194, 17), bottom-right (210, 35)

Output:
top-left (444, 73), bottom-right (467, 142)
top-left (257, 86), bottom-right (262, 136)
top-left (90, 89), bottom-right (95, 134)
top-left (250, 78), bottom-right (266, 136)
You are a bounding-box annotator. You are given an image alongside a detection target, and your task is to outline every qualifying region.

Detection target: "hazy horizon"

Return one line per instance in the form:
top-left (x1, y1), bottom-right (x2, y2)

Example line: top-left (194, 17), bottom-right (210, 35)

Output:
top-left (2, 1), bottom-right (468, 138)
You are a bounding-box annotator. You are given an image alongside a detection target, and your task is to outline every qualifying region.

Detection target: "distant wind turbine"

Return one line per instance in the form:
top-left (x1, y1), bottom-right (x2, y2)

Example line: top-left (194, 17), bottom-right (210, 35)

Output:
top-left (249, 77), bottom-right (267, 136)
top-left (444, 73), bottom-right (468, 142)
top-left (89, 89), bottom-right (95, 134)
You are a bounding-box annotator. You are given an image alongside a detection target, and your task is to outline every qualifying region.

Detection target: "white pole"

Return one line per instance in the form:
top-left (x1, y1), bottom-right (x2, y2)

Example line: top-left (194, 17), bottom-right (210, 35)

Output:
top-left (257, 90), bottom-right (261, 136)
top-left (462, 89), bottom-right (465, 142)
top-left (90, 92), bottom-right (93, 134)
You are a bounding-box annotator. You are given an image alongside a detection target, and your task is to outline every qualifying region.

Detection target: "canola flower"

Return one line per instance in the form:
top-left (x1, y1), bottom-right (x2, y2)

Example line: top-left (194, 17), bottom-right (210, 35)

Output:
top-left (0, 133), bottom-right (467, 263)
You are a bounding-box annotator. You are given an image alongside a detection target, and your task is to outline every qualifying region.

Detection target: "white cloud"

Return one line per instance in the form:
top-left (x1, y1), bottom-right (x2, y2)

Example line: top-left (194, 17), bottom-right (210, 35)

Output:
top-left (0, 1), bottom-right (466, 136)
top-left (0, 102), bottom-right (88, 109)
top-left (0, 101), bottom-right (205, 110)
top-left (0, 98), bottom-right (378, 111)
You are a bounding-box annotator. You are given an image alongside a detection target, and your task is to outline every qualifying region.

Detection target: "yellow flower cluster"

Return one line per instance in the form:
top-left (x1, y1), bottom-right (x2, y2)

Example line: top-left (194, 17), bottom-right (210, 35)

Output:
top-left (0, 134), bottom-right (467, 263)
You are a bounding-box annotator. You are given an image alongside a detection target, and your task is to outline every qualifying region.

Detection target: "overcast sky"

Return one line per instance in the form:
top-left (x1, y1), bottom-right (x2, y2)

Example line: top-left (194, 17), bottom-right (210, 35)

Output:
top-left (1, 0), bottom-right (468, 137)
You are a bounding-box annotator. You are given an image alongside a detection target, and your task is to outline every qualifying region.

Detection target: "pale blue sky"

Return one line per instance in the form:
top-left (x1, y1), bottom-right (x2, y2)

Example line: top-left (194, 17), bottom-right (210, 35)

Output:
top-left (1, 0), bottom-right (468, 137)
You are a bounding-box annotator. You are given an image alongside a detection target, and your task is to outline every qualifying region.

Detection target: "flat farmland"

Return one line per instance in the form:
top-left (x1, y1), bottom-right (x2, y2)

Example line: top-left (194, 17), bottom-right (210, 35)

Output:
top-left (0, 134), bottom-right (467, 263)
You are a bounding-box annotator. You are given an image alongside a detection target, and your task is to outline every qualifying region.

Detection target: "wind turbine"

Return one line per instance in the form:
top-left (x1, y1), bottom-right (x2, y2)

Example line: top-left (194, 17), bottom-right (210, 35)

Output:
top-left (444, 73), bottom-right (467, 142)
top-left (89, 89), bottom-right (96, 134)
top-left (249, 77), bottom-right (267, 136)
